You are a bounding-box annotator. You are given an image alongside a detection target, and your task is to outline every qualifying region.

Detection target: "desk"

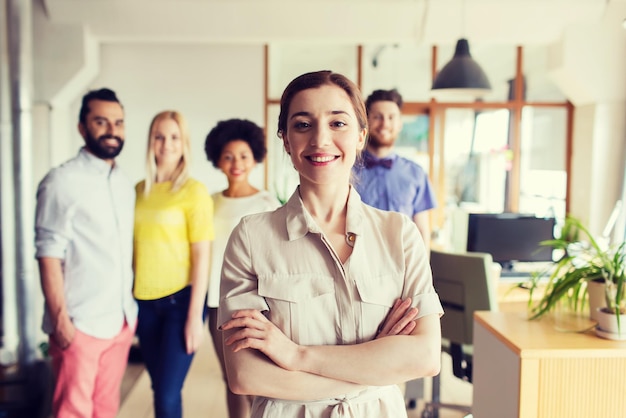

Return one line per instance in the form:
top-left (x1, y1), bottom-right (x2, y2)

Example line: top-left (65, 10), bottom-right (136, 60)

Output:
top-left (472, 311), bottom-right (626, 418)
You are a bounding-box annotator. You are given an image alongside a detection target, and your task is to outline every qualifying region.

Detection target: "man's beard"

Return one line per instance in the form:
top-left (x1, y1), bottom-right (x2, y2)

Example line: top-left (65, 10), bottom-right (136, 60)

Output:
top-left (367, 133), bottom-right (392, 150)
top-left (84, 131), bottom-right (124, 160)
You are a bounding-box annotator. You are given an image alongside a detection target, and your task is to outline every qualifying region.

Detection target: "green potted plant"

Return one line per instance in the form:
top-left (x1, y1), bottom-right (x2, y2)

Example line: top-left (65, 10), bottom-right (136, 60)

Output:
top-left (526, 215), bottom-right (626, 336)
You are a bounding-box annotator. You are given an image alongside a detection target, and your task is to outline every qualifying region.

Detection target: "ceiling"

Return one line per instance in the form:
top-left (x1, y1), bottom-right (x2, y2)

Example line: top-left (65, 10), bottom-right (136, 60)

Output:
top-left (41, 0), bottom-right (609, 45)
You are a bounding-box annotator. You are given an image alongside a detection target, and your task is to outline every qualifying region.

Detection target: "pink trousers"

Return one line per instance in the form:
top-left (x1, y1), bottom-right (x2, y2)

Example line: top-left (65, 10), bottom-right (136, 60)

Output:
top-left (48, 322), bottom-right (135, 418)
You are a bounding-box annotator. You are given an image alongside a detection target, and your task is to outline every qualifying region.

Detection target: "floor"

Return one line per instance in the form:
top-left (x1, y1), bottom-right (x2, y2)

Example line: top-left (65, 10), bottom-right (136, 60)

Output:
top-left (118, 328), bottom-right (472, 418)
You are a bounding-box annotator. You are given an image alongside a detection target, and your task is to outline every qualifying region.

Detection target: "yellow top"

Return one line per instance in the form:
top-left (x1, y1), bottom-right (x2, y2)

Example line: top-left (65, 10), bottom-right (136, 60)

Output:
top-left (133, 178), bottom-right (214, 300)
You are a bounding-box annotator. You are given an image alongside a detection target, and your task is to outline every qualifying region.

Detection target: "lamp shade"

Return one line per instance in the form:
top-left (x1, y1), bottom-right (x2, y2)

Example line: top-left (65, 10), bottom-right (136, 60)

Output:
top-left (431, 38), bottom-right (492, 98)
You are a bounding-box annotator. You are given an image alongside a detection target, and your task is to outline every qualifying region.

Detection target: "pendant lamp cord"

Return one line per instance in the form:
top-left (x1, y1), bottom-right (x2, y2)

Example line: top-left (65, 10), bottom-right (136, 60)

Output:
top-left (418, 0), bottom-right (428, 43)
top-left (461, 0), bottom-right (467, 37)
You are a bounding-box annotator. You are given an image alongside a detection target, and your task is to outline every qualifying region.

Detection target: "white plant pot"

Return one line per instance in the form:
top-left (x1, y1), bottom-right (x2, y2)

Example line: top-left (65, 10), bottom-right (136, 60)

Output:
top-left (595, 307), bottom-right (626, 340)
top-left (587, 279), bottom-right (607, 322)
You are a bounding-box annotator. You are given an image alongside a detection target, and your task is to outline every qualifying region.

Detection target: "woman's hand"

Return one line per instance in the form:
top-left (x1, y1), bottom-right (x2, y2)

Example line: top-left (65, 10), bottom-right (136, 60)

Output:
top-left (222, 309), bottom-right (302, 371)
top-left (376, 298), bottom-right (419, 339)
top-left (184, 314), bottom-right (205, 354)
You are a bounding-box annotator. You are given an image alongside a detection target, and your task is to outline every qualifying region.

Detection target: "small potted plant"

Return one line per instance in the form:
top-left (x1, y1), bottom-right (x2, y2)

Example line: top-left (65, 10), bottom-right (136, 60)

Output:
top-left (526, 215), bottom-right (626, 337)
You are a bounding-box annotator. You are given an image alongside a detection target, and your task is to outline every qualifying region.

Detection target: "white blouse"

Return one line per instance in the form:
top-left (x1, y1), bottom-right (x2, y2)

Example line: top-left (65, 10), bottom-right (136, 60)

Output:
top-left (207, 190), bottom-right (281, 307)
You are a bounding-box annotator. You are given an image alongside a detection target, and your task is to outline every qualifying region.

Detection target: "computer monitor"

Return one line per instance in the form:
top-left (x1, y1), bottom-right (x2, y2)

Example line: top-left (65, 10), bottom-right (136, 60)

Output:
top-left (466, 213), bottom-right (556, 271)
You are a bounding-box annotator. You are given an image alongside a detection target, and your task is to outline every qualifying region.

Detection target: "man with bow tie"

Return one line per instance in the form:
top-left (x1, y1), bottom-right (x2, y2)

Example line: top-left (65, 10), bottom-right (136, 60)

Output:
top-left (353, 89), bottom-right (437, 250)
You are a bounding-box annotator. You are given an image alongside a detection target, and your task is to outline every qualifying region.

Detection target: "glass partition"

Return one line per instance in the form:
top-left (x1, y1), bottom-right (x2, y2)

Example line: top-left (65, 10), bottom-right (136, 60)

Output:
top-left (442, 108), bottom-right (510, 211)
top-left (519, 106), bottom-right (567, 220)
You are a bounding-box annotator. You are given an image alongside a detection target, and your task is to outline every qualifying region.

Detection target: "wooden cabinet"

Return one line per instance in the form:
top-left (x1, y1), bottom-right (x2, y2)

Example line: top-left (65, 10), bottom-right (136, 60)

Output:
top-left (472, 311), bottom-right (626, 418)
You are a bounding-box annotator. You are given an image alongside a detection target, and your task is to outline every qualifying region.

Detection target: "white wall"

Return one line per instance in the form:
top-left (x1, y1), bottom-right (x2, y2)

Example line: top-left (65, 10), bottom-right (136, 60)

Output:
top-left (84, 43), bottom-right (266, 194)
top-left (551, 1), bottom-right (626, 234)
top-left (571, 102), bottom-right (626, 234)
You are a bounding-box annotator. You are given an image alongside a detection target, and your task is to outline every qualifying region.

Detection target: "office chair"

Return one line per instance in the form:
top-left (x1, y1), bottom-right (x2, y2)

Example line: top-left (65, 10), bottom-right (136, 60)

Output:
top-left (421, 249), bottom-right (499, 418)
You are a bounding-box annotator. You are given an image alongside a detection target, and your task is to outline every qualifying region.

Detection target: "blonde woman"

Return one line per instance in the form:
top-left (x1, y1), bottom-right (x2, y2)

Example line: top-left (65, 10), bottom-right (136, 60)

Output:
top-left (134, 110), bottom-right (213, 418)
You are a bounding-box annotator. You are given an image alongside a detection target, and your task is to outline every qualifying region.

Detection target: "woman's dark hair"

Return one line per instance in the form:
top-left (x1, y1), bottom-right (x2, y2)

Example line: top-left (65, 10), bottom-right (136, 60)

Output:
top-left (204, 119), bottom-right (266, 168)
top-left (78, 88), bottom-right (121, 124)
top-left (277, 70), bottom-right (368, 138)
top-left (365, 89), bottom-right (403, 114)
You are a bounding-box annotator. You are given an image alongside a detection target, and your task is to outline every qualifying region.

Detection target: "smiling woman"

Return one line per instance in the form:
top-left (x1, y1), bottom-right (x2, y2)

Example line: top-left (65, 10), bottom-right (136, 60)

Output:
top-left (280, 83), bottom-right (366, 192)
top-left (217, 70), bottom-right (444, 418)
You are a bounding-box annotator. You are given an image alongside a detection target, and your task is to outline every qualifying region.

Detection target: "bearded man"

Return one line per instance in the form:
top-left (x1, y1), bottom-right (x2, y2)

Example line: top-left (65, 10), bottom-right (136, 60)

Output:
top-left (352, 89), bottom-right (437, 249)
top-left (35, 88), bottom-right (138, 417)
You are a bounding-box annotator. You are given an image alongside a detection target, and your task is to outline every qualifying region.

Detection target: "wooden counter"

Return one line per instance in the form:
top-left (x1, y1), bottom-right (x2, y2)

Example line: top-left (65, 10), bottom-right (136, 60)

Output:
top-left (472, 311), bottom-right (626, 418)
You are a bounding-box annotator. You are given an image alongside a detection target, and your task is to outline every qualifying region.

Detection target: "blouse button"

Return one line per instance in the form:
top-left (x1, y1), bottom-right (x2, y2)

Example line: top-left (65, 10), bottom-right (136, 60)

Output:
top-left (345, 232), bottom-right (356, 247)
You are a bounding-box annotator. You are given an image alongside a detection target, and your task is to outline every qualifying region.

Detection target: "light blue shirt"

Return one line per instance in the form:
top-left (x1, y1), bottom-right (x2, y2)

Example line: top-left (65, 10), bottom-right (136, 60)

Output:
top-left (35, 148), bottom-right (138, 339)
top-left (353, 151), bottom-right (437, 218)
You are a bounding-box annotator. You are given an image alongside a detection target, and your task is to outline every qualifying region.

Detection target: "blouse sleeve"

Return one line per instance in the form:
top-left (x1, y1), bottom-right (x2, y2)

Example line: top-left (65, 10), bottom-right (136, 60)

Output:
top-left (217, 217), bottom-right (269, 327)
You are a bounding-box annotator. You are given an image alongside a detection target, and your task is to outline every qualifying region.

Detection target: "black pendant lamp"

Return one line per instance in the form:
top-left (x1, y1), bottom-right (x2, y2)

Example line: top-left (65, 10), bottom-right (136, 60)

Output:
top-left (431, 38), bottom-right (492, 98)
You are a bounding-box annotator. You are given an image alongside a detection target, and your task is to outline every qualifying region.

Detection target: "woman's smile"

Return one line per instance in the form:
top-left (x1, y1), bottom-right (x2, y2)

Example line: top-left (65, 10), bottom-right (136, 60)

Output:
top-left (307, 154), bottom-right (340, 165)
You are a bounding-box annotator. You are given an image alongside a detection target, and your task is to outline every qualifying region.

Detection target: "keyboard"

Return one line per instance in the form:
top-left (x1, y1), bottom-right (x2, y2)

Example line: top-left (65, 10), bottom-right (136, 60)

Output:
top-left (498, 261), bottom-right (554, 282)
top-left (500, 270), bottom-right (532, 278)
